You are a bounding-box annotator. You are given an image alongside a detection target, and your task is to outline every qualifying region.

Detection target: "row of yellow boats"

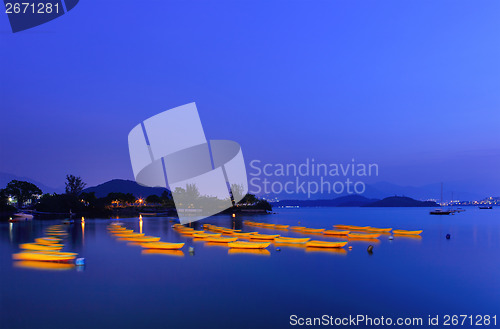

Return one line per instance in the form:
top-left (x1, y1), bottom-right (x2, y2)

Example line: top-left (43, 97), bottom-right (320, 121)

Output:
top-left (12, 224), bottom-right (79, 264)
top-left (172, 224), bottom-right (349, 249)
top-left (244, 221), bottom-right (423, 237)
top-left (108, 223), bottom-right (185, 250)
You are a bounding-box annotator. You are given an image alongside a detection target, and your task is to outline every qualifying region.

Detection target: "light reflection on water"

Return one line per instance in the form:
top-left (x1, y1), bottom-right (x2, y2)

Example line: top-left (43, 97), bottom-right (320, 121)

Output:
top-left (0, 207), bottom-right (499, 329)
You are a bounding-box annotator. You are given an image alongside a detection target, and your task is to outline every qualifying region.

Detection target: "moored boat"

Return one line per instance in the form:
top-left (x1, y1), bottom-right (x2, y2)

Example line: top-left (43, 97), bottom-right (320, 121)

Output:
top-left (228, 241), bottom-right (270, 249)
top-left (299, 228), bottom-right (325, 233)
top-left (20, 243), bottom-right (63, 251)
top-left (204, 236), bottom-right (238, 243)
top-left (248, 234), bottom-right (280, 240)
top-left (118, 236), bottom-right (161, 242)
top-left (140, 242), bottom-right (185, 250)
top-left (348, 233), bottom-right (381, 239)
top-left (323, 230), bottom-right (350, 235)
top-left (13, 252), bottom-right (76, 262)
top-left (305, 240), bottom-right (348, 248)
top-left (392, 229), bottom-right (423, 235)
top-left (274, 237), bottom-right (310, 243)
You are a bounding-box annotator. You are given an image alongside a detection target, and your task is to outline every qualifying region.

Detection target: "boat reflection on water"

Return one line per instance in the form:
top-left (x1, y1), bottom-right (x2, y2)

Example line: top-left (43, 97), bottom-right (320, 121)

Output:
top-left (305, 247), bottom-right (348, 255)
top-left (347, 238), bottom-right (381, 244)
top-left (13, 260), bottom-right (76, 271)
top-left (274, 242), bottom-right (307, 249)
top-left (393, 234), bottom-right (422, 240)
top-left (227, 249), bottom-right (271, 256)
top-left (141, 249), bottom-right (184, 257)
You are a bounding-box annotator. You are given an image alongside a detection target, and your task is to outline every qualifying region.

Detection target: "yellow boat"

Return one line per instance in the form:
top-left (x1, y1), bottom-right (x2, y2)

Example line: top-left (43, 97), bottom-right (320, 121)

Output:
top-left (334, 225), bottom-right (371, 230)
top-left (259, 223), bottom-right (276, 228)
top-left (192, 233), bottom-right (222, 238)
top-left (274, 237), bottom-right (310, 243)
top-left (392, 229), bottom-right (423, 235)
top-left (141, 242), bottom-right (185, 250)
top-left (20, 243), bottom-right (63, 251)
top-left (289, 226), bottom-right (306, 231)
top-left (365, 227), bottom-right (392, 232)
top-left (14, 261), bottom-right (75, 270)
top-left (30, 251), bottom-right (78, 256)
top-left (323, 230), bottom-right (350, 235)
top-left (113, 233), bottom-right (145, 238)
top-left (299, 228), bottom-right (325, 233)
top-left (348, 233), bottom-right (381, 239)
top-left (305, 240), bottom-right (348, 248)
top-left (109, 229), bottom-right (135, 234)
top-left (232, 232), bottom-right (258, 237)
top-left (35, 237), bottom-right (62, 244)
top-left (13, 252), bottom-right (76, 262)
top-left (118, 236), bottom-right (161, 242)
top-left (204, 236), bottom-right (238, 243)
top-left (178, 230), bottom-right (205, 236)
top-left (248, 234), bottom-right (280, 240)
top-left (228, 241), bottom-right (270, 249)
top-left (274, 224), bottom-right (290, 230)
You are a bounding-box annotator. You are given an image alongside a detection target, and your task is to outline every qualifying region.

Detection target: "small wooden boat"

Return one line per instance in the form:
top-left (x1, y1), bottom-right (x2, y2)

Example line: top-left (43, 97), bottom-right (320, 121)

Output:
top-left (228, 241), bottom-right (270, 249)
top-left (248, 234), bottom-right (280, 240)
top-left (274, 237), bottom-right (310, 244)
top-left (274, 224), bottom-right (290, 229)
top-left (13, 252), bottom-right (76, 262)
top-left (392, 229), bottom-right (423, 235)
top-left (118, 236), bottom-right (161, 242)
top-left (113, 233), bottom-right (145, 238)
top-left (323, 230), bottom-right (350, 235)
top-left (365, 227), bottom-right (392, 232)
top-left (179, 230), bottom-right (205, 236)
top-left (348, 233), bottom-right (381, 239)
top-left (289, 226), bottom-right (306, 231)
top-left (192, 233), bottom-right (222, 238)
top-left (334, 225), bottom-right (371, 230)
top-left (259, 223), bottom-right (276, 228)
top-left (20, 243), bottom-right (63, 251)
top-left (141, 242), bottom-right (185, 250)
top-left (232, 232), bottom-right (258, 237)
top-left (35, 237), bottom-right (62, 244)
top-left (204, 236), bottom-right (238, 243)
top-left (299, 228), bottom-right (325, 233)
top-left (306, 240), bottom-right (348, 248)
top-left (109, 229), bottom-right (135, 234)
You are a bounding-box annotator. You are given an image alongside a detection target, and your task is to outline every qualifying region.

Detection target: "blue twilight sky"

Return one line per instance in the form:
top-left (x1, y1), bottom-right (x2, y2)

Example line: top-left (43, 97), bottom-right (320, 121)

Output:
top-left (0, 0), bottom-right (499, 195)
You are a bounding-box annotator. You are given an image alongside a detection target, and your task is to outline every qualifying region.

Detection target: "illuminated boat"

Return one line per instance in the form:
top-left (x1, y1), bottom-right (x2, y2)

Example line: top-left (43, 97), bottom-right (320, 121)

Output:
top-left (118, 236), bottom-right (161, 242)
top-left (232, 232), bottom-right (258, 237)
top-left (248, 234), bottom-right (280, 240)
top-left (204, 236), bottom-right (238, 243)
top-left (13, 252), bottom-right (76, 262)
top-left (35, 237), bottom-right (62, 244)
top-left (112, 233), bottom-right (145, 238)
top-left (348, 233), bottom-right (381, 239)
top-left (192, 233), bottom-right (222, 238)
top-left (334, 225), bottom-right (371, 230)
top-left (365, 227), bottom-right (392, 232)
top-left (299, 228), bottom-right (325, 233)
top-left (392, 229), bottom-right (423, 235)
top-left (228, 241), bottom-right (270, 249)
top-left (20, 243), bottom-right (63, 251)
top-left (323, 230), bottom-right (350, 235)
top-left (289, 226), bottom-right (306, 231)
top-left (274, 237), bottom-right (310, 243)
top-left (140, 242), bottom-right (185, 250)
top-left (274, 224), bottom-right (290, 230)
top-left (14, 261), bottom-right (75, 270)
top-left (305, 240), bottom-right (348, 248)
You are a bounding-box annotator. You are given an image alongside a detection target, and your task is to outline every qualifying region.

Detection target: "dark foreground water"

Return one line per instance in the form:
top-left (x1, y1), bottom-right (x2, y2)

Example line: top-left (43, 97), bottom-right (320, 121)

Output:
top-left (0, 207), bottom-right (499, 329)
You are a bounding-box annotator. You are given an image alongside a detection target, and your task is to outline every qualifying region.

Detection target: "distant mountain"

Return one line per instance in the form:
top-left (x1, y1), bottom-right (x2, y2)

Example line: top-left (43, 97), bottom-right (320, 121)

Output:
top-left (272, 195), bottom-right (379, 207)
top-left (364, 196), bottom-right (439, 207)
top-left (83, 179), bottom-right (169, 198)
top-left (0, 172), bottom-right (62, 194)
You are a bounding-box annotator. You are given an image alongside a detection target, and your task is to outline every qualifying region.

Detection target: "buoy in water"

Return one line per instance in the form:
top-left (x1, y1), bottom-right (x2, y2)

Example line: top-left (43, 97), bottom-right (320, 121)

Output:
top-left (367, 245), bottom-right (374, 253)
top-left (276, 247), bottom-right (281, 252)
top-left (446, 234), bottom-right (451, 240)
top-left (75, 258), bottom-right (85, 266)
top-left (348, 246), bottom-right (352, 250)
top-left (389, 236), bottom-right (394, 240)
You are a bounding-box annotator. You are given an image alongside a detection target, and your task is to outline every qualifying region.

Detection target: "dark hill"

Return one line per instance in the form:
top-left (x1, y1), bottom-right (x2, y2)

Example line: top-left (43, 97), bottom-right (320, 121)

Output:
top-left (272, 195), bottom-right (378, 207)
top-left (83, 179), bottom-right (169, 198)
top-left (364, 196), bottom-right (439, 207)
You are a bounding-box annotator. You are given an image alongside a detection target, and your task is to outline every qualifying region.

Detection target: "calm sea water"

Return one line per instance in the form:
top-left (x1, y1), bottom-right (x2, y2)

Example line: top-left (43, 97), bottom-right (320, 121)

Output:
top-left (0, 207), bottom-right (499, 329)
